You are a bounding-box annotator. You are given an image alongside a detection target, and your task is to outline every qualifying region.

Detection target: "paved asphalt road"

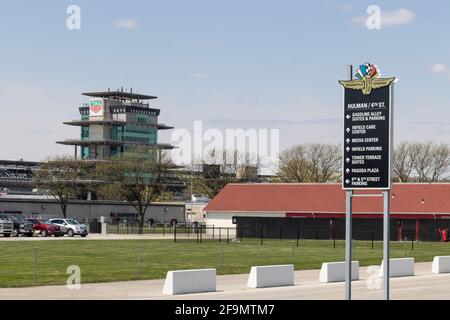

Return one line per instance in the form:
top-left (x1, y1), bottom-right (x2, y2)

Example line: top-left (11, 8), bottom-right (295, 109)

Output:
top-left (1, 262), bottom-right (450, 300)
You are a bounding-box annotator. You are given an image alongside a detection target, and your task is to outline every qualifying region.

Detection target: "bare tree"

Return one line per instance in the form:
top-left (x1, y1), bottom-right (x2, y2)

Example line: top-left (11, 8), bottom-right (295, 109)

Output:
top-left (312, 144), bottom-right (342, 182)
top-left (411, 142), bottom-right (433, 182)
top-left (430, 143), bottom-right (450, 181)
top-left (94, 146), bottom-right (174, 232)
top-left (33, 156), bottom-right (94, 218)
top-left (277, 145), bottom-right (312, 182)
top-left (277, 141), bottom-right (450, 184)
top-left (393, 141), bottom-right (416, 182)
top-left (277, 144), bottom-right (341, 182)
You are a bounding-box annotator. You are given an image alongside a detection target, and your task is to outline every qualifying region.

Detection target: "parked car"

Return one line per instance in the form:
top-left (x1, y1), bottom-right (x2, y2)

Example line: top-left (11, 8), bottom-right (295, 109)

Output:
top-left (0, 215), bottom-right (13, 237)
top-left (49, 218), bottom-right (88, 237)
top-left (0, 214), bottom-right (34, 237)
top-left (26, 218), bottom-right (64, 237)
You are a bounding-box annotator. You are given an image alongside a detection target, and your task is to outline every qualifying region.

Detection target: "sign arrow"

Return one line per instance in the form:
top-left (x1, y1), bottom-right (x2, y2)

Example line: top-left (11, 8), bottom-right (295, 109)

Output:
top-left (346, 168), bottom-right (350, 174)
top-left (346, 128), bottom-right (350, 133)
top-left (345, 179), bottom-right (350, 184)
top-left (346, 158), bottom-right (350, 163)
top-left (346, 147), bottom-right (350, 152)
top-left (346, 114), bottom-right (351, 120)
top-left (346, 138), bottom-right (350, 144)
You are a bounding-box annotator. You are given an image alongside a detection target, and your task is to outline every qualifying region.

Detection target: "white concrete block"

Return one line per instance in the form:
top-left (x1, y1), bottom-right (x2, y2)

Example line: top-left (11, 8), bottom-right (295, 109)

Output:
top-left (378, 258), bottom-right (414, 277)
top-left (432, 256), bottom-right (450, 274)
top-left (319, 261), bottom-right (359, 283)
top-left (247, 265), bottom-right (294, 288)
top-left (163, 269), bottom-right (216, 295)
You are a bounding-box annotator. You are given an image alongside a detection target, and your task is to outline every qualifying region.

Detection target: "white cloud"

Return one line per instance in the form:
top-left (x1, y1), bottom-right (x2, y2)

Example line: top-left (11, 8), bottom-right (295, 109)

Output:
top-left (113, 19), bottom-right (137, 29)
top-left (352, 8), bottom-right (415, 28)
top-left (382, 9), bottom-right (415, 26)
top-left (193, 73), bottom-right (208, 79)
top-left (430, 64), bottom-right (447, 74)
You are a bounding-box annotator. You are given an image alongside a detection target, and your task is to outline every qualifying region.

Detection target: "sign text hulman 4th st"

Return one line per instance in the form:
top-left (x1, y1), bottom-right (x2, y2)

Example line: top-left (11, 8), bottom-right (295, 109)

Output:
top-left (339, 63), bottom-right (395, 189)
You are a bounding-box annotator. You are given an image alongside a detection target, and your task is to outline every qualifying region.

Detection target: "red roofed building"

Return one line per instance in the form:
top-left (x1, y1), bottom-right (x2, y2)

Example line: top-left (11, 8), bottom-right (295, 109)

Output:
top-left (204, 183), bottom-right (450, 241)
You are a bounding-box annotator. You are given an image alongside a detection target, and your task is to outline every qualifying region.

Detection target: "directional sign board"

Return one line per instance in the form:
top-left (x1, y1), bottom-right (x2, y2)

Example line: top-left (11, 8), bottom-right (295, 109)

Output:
top-left (340, 73), bottom-right (394, 190)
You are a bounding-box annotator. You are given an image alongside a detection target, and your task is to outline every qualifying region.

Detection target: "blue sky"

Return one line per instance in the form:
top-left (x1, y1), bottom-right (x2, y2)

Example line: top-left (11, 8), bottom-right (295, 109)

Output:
top-left (1, 0), bottom-right (450, 162)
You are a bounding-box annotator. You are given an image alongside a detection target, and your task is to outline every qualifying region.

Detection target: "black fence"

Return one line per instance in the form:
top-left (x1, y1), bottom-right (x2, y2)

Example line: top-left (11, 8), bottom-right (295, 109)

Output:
top-left (89, 221), bottom-right (102, 233)
top-left (104, 223), bottom-right (238, 244)
top-left (106, 222), bottom-right (210, 235)
top-left (235, 217), bottom-right (450, 242)
top-left (102, 217), bottom-right (450, 244)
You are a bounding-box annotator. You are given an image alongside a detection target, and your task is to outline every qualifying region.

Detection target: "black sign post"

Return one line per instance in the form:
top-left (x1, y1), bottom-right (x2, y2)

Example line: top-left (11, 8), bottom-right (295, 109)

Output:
top-left (342, 85), bottom-right (392, 189)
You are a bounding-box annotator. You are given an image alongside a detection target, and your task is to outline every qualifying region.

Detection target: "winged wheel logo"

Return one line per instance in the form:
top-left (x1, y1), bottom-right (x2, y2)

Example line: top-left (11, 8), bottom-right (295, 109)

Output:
top-left (339, 63), bottom-right (395, 95)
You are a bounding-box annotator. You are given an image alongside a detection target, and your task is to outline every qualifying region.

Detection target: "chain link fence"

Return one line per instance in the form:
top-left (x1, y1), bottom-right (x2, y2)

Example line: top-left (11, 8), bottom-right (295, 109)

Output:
top-left (1, 225), bottom-right (450, 288)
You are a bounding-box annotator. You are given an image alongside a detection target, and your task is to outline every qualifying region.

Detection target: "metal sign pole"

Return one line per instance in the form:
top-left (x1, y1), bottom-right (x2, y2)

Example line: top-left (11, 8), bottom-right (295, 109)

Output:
top-left (345, 190), bottom-right (353, 300)
top-left (344, 64), bottom-right (353, 301)
top-left (383, 82), bottom-right (394, 300)
top-left (383, 190), bottom-right (390, 300)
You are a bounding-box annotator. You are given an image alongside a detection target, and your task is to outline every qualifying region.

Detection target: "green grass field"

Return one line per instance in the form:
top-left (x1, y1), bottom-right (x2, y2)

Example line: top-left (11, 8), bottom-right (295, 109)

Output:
top-left (1, 238), bottom-right (450, 288)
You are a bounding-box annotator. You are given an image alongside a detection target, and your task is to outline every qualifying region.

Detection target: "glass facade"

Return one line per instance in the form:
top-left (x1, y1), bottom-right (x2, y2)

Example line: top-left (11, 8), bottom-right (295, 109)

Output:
top-left (81, 126), bottom-right (89, 140)
top-left (78, 112), bottom-right (159, 159)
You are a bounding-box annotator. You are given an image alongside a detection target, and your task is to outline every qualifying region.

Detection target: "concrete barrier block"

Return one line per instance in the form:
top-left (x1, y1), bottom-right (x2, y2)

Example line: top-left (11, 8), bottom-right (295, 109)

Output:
top-left (432, 256), bottom-right (450, 274)
top-left (378, 258), bottom-right (414, 277)
top-left (247, 265), bottom-right (294, 288)
top-left (163, 269), bottom-right (216, 295)
top-left (319, 261), bottom-right (359, 283)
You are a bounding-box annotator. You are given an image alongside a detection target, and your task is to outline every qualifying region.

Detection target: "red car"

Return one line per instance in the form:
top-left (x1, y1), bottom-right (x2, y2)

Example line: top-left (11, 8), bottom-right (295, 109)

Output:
top-left (26, 218), bottom-right (64, 237)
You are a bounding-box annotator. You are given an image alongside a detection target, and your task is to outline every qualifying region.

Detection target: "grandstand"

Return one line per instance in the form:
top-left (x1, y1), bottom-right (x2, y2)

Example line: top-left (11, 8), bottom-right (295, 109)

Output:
top-left (0, 160), bottom-right (38, 194)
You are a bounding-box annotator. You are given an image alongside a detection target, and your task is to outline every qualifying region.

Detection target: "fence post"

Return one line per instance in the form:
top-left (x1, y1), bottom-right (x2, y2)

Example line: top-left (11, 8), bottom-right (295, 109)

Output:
top-left (296, 227), bottom-right (299, 247)
top-left (200, 224), bottom-right (203, 243)
top-left (315, 228), bottom-right (319, 240)
top-left (333, 230), bottom-right (336, 248)
top-left (291, 241), bottom-right (295, 265)
top-left (261, 224), bottom-right (264, 246)
top-left (174, 225), bottom-right (177, 243)
top-left (371, 232), bottom-right (374, 250)
top-left (227, 228), bottom-right (230, 244)
top-left (117, 223), bottom-right (119, 234)
top-left (220, 243), bottom-right (224, 273)
top-left (163, 224), bottom-right (165, 236)
top-left (404, 235), bottom-right (407, 257)
top-left (219, 228), bottom-right (222, 243)
top-left (279, 226), bottom-right (282, 241)
top-left (212, 225), bottom-right (215, 239)
top-left (196, 226), bottom-right (199, 243)
top-left (136, 239), bottom-right (140, 279)
top-left (33, 245), bottom-right (37, 282)
top-left (412, 232), bottom-right (414, 251)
